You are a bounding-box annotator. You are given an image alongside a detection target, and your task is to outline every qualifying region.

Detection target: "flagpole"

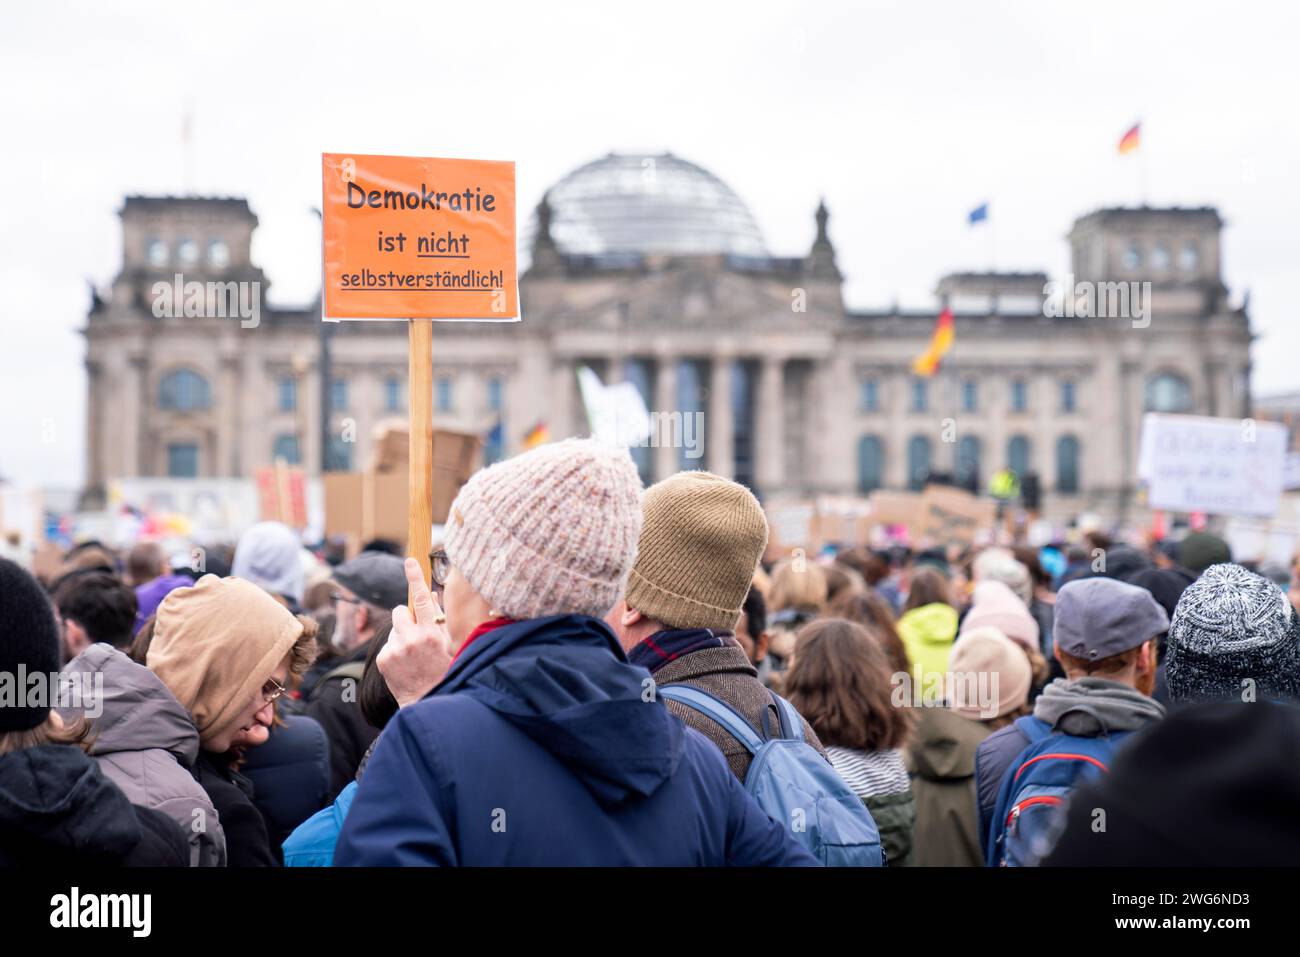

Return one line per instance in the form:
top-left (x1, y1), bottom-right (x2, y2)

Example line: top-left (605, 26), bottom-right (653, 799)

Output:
top-left (1138, 142), bottom-right (1148, 206)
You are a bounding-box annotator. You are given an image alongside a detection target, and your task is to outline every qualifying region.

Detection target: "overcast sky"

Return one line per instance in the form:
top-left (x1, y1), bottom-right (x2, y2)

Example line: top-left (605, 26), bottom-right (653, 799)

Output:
top-left (2, 0), bottom-right (1297, 489)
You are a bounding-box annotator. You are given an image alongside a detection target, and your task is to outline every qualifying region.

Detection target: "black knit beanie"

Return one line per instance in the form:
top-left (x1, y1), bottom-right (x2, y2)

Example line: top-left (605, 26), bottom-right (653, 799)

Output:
top-left (0, 557), bottom-right (63, 731)
top-left (1166, 563), bottom-right (1300, 705)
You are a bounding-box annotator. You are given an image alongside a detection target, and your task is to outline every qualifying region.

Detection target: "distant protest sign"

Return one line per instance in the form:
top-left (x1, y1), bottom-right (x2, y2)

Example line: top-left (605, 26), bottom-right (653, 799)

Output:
top-left (919, 484), bottom-right (997, 546)
top-left (764, 499), bottom-right (817, 559)
top-left (867, 491), bottom-right (927, 535)
top-left (321, 153), bottom-right (518, 322)
top-left (1138, 413), bottom-right (1286, 517)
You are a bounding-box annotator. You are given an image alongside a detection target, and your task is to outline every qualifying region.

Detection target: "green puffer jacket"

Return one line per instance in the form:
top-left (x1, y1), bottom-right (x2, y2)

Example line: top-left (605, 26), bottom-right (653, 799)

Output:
top-left (865, 790), bottom-right (917, 867)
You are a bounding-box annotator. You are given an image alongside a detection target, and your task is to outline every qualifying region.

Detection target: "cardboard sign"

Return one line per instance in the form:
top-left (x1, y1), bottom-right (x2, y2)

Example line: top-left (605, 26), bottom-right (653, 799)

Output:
top-left (256, 462), bottom-right (308, 528)
top-left (1138, 413), bottom-right (1286, 517)
top-left (764, 499), bottom-right (817, 559)
top-left (867, 491), bottom-right (928, 534)
top-left (918, 484), bottom-right (997, 546)
top-left (322, 153), bottom-right (518, 322)
top-left (324, 425), bottom-right (483, 548)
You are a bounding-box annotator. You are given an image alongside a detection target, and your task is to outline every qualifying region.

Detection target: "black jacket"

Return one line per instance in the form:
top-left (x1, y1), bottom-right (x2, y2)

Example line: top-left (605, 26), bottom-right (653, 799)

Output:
top-left (0, 744), bottom-right (188, 867)
top-left (194, 749), bottom-right (278, 867)
top-left (305, 648), bottom-right (377, 799)
top-left (241, 714), bottom-right (331, 853)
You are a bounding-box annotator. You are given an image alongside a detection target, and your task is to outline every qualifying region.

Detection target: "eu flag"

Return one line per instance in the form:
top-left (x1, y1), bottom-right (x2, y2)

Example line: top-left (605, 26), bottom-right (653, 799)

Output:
top-left (968, 203), bottom-right (988, 225)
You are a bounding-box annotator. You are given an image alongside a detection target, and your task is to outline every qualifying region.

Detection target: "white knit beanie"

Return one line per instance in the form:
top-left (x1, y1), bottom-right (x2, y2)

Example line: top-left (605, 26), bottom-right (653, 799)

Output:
top-left (442, 438), bottom-right (644, 621)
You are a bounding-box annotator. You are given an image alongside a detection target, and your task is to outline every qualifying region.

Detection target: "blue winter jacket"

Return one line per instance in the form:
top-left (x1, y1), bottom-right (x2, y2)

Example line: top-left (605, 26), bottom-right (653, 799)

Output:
top-left (333, 615), bottom-right (818, 866)
top-left (283, 781), bottom-right (357, 867)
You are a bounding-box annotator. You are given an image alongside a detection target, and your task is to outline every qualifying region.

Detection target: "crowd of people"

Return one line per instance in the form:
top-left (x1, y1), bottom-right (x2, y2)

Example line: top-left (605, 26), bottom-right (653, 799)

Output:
top-left (2, 438), bottom-right (1300, 866)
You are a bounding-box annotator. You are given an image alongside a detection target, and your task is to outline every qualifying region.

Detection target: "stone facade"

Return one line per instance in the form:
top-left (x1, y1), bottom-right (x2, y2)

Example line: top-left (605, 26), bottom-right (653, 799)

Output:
top-left (83, 157), bottom-right (1252, 526)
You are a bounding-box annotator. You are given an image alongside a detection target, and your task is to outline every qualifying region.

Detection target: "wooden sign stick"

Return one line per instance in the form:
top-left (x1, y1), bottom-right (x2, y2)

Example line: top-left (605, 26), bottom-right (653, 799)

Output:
top-left (408, 318), bottom-right (434, 603)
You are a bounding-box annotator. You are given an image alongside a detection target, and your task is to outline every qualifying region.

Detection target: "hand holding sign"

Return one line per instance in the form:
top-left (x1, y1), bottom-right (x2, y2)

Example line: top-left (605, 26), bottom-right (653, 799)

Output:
top-left (379, 557), bottom-right (455, 708)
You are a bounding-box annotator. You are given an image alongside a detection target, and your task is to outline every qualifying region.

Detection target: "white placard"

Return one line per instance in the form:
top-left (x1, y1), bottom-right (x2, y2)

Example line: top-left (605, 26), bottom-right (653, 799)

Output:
top-left (1138, 413), bottom-right (1286, 517)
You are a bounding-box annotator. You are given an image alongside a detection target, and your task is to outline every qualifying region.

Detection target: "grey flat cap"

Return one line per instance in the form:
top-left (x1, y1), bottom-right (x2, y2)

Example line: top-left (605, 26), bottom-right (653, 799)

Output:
top-left (333, 550), bottom-right (408, 611)
top-left (1054, 576), bottom-right (1170, 661)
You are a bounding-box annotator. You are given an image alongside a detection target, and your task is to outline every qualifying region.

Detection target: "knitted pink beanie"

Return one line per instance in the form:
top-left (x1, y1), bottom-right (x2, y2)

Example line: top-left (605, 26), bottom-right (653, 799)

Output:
top-left (442, 438), bottom-right (644, 621)
top-left (959, 579), bottom-right (1041, 653)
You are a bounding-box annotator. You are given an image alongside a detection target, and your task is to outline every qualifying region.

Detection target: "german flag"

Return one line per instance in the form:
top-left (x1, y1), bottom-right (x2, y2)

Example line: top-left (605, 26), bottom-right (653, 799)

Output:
top-left (1118, 122), bottom-right (1140, 155)
top-left (522, 421), bottom-right (550, 449)
top-left (912, 308), bottom-right (954, 377)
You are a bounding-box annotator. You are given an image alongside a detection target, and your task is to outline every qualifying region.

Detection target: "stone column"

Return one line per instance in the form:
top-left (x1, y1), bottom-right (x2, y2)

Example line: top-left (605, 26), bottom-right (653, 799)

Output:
top-left (300, 362), bottom-right (321, 475)
top-left (707, 356), bottom-right (734, 478)
top-left (654, 356), bottom-right (678, 481)
top-left (124, 355), bottom-right (147, 478)
top-left (756, 356), bottom-right (785, 496)
top-left (550, 358), bottom-right (574, 441)
top-left (216, 349), bottom-right (239, 477)
top-left (239, 352), bottom-right (260, 474)
top-left (886, 370), bottom-right (908, 489)
top-left (84, 360), bottom-right (103, 491)
top-left (1034, 368), bottom-right (1054, 482)
top-left (823, 351), bottom-right (856, 493)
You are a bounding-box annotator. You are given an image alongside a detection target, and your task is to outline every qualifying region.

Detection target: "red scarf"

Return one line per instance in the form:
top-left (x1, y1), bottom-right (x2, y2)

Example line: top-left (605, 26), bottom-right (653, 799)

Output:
top-left (452, 616), bottom-right (516, 662)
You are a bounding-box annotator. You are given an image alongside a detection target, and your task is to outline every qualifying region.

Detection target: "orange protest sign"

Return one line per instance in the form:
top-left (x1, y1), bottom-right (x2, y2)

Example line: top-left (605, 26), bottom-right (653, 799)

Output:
top-left (321, 153), bottom-right (518, 322)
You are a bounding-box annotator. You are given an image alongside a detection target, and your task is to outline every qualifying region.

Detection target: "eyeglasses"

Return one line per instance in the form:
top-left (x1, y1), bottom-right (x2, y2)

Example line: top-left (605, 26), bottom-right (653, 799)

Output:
top-left (261, 675), bottom-right (287, 706)
top-left (431, 550), bottom-right (451, 588)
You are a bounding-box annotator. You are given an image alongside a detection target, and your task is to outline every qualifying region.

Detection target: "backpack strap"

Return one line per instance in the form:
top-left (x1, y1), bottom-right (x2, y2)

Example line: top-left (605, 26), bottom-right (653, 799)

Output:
top-left (658, 685), bottom-right (764, 755)
top-left (768, 691), bottom-right (806, 743)
top-left (1014, 715), bottom-right (1052, 744)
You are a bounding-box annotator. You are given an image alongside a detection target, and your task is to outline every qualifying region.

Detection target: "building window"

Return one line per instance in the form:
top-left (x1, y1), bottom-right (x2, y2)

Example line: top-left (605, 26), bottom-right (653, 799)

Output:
top-left (732, 360), bottom-right (758, 492)
top-left (1150, 244), bottom-right (1170, 271)
top-left (1179, 242), bottom-right (1199, 272)
top-left (911, 378), bottom-right (928, 413)
top-left (436, 377), bottom-right (454, 412)
top-left (384, 376), bottom-right (401, 412)
top-left (178, 238), bottom-right (199, 266)
top-left (907, 435), bottom-right (931, 491)
top-left (1011, 378), bottom-right (1027, 412)
top-left (860, 378), bottom-right (879, 412)
top-left (857, 435), bottom-right (884, 493)
top-left (278, 376), bottom-right (296, 412)
top-left (1057, 435), bottom-right (1081, 493)
top-left (159, 369), bottom-right (211, 411)
top-left (676, 360), bottom-right (707, 473)
top-left (146, 238), bottom-right (168, 267)
top-left (325, 436), bottom-right (352, 472)
top-left (167, 443), bottom-right (199, 478)
top-left (1007, 435), bottom-right (1031, 478)
top-left (622, 360), bottom-right (652, 484)
top-left (487, 377), bottom-right (504, 413)
top-left (957, 435), bottom-right (981, 490)
top-left (272, 433), bottom-right (301, 465)
top-left (962, 379), bottom-right (978, 413)
top-left (1122, 243), bottom-right (1141, 271)
top-left (208, 239), bottom-right (230, 269)
top-left (1145, 373), bottom-right (1192, 413)
top-left (1061, 380), bottom-right (1076, 413)
top-left (331, 378), bottom-right (348, 411)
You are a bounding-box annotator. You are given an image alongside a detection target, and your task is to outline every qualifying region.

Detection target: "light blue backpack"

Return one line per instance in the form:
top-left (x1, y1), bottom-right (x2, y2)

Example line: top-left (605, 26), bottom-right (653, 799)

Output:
top-left (658, 685), bottom-right (884, 866)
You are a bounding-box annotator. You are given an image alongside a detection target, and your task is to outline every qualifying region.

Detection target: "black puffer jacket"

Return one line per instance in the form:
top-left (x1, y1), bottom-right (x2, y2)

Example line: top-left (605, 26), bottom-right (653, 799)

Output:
top-left (0, 744), bottom-right (188, 867)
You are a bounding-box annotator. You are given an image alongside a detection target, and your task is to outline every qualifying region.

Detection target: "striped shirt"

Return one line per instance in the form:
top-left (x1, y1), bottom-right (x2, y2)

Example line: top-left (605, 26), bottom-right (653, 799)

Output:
top-left (827, 746), bottom-right (910, 800)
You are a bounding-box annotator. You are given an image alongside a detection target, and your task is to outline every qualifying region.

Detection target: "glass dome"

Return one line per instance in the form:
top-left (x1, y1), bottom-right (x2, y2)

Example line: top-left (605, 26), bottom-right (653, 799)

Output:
top-left (534, 152), bottom-right (769, 258)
